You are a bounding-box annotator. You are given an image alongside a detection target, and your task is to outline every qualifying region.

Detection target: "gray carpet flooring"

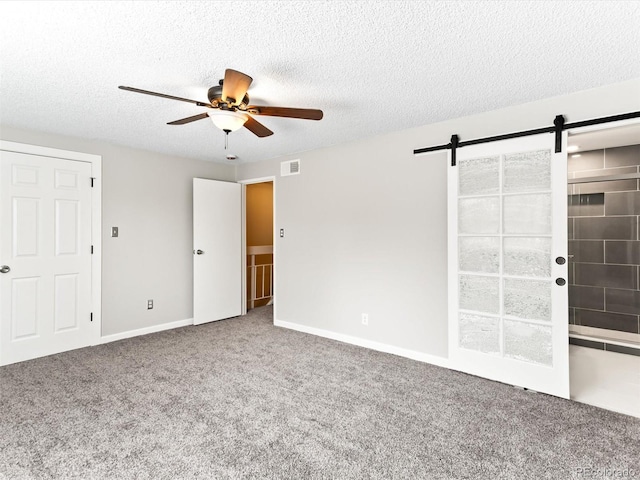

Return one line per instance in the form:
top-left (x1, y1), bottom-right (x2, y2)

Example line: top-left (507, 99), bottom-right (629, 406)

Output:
top-left (1, 306), bottom-right (639, 479)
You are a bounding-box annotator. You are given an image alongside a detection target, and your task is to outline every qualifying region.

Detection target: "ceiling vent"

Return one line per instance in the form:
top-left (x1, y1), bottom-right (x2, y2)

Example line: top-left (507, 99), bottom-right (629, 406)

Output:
top-left (281, 159), bottom-right (300, 177)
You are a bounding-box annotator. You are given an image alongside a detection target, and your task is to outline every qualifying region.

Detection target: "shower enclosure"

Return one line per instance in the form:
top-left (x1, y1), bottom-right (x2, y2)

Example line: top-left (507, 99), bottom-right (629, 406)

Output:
top-left (567, 143), bottom-right (640, 355)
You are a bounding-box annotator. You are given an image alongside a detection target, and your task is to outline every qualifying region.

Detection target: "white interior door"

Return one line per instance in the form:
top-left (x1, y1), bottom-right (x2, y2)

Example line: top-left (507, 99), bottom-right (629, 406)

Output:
top-left (193, 178), bottom-right (242, 325)
top-left (448, 133), bottom-right (569, 398)
top-left (1, 151), bottom-right (93, 365)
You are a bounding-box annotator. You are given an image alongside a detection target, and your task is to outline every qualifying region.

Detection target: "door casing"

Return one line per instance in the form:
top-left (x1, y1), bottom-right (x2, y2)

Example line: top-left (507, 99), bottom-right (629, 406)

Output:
top-left (238, 176), bottom-right (276, 320)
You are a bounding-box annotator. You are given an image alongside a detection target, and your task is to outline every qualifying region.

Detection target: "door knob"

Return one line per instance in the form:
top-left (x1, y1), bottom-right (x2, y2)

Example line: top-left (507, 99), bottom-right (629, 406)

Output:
top-left (195, 250), bottom-right (204, 255)
top-left (0, 265), bottom-right (10, 274)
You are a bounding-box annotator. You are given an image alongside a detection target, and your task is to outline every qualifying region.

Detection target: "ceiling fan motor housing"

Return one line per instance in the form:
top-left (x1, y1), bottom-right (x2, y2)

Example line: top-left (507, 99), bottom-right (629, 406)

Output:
top-left (208, 84), bottom-right (249, 109)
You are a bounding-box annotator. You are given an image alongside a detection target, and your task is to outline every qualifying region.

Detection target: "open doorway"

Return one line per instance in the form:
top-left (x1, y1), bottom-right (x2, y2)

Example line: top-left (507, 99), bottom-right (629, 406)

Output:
top-left (566, 121), bottom-right (640, 417)
top-left (244, 180), bottom-right (274, 311)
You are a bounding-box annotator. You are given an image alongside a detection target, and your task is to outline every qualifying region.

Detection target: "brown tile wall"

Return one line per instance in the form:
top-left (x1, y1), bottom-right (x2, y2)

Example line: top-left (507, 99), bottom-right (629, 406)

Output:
top-left (568, 144), bottom-right (640, 335)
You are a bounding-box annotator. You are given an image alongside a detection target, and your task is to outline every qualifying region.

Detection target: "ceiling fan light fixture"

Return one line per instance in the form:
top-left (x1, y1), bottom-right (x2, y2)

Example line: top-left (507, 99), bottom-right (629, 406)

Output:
top-left (209, 110), bottom-right (248, 132)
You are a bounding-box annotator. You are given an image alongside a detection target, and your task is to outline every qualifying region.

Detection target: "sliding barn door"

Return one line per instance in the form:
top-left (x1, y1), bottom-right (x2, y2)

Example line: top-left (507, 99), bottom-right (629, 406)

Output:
top-left (448, 133), bottom-right (569, 398)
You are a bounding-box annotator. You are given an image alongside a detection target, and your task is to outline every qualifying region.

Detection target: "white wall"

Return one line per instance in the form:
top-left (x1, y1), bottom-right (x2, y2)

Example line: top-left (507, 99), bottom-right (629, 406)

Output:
top-left (0, 126), bottom-right (235, 336)
top-left (237, 78), bottom-right (640, 360)
top-left (1, 78), bottom-right (638, 352)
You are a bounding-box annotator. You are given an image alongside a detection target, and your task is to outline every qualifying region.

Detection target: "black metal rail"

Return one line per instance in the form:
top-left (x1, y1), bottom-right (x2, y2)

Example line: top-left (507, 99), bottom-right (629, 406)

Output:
top-left (413, 111), bottom-right (640, 166)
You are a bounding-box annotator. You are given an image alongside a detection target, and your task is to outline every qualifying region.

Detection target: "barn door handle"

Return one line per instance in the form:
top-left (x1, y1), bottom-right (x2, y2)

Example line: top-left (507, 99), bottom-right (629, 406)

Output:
top-left (0, 265), bottom-right (10, 274)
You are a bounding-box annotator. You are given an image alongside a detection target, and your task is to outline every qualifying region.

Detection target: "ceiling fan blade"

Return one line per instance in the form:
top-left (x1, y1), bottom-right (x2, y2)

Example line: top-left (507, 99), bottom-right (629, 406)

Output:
top-left (244, 116), bottom-right (274, 137)
top-left (167, 112), bottom-right (209, 125)
top-left (119, 86), bottom-right (211, 107)
top-left (246, 106), bottom-right (323, 121)
top-left (221, 69), bottom-right (252, 106)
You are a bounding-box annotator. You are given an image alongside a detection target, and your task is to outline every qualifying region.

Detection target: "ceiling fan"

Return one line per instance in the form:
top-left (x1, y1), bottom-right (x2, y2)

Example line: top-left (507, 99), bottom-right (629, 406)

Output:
top-left (119, 69), bottom-right (323, 146)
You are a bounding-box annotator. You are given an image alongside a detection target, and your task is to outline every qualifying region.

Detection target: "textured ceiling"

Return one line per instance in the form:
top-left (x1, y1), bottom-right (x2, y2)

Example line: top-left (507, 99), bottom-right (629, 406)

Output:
top-left (1, 1), bottom-right (639, 164)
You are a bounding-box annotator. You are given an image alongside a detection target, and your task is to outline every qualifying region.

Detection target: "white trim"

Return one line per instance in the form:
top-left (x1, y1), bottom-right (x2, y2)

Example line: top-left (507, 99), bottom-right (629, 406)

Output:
top-left (98, 318), bottom-right (193, 344)
top-left (274, 319), bottom-right (451, 369)
top-left (238, 176), bottom-right (276, 185)
top-left (0, 140), bottom-right (99, 163)
top-left (241, 183), bottom-right (247, 315)
top-left (570, 333), bottom-right (640, 350)
top-left (247, 245), bottom-right (273, 255)
top-left (0, 140), bottom-right (102, 347)
top-left (90, 156), bottom-right (102, 343)
top-left (447, 149), bottom-right (459, 371)
top-left (570, 324), bottom-right (640, 345)
top-left (566, 117), bottom-right (640, 135)
top-left (239, 176), bottom-right (277, 321)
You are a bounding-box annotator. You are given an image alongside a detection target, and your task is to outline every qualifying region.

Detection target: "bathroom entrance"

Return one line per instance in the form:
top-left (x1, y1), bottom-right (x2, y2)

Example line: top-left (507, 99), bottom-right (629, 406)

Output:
top-left (566, 121), bottom-right (640, 417)
top-left (567, 123), bottom-right (640, 351)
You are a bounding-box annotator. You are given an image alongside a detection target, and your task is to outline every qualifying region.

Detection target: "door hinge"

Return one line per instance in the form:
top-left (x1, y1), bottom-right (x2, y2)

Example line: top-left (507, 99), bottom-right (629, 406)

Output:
top-left (90, 177), bottom-right (95, 187)
top-left (91, 245), bottom-right (94, 254)
top-left (90, 312), bottom-right (93, 322)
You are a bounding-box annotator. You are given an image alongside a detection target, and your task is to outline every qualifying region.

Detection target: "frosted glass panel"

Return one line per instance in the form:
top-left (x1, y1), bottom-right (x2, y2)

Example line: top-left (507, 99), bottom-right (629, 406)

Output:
top-left (504, 278), bottom-right (551, 321)
top-left (459, 237), bottom-right (499, 273)
top-left (503, 194), bottom-right (551, 234)
top-left (503, 150), bottom-right (551, 193)
top-left (459, 197), bottom-right (499, 234)
top-left (459, 313), bottom-right (500, 354)
top-left (503, 237), bottom-right (551, 277)
top-left (459, 275), bottom-right (499, 314)
top-left (504, 320), bottom-right (552, 366)
top-left (459, 156), bottom-right (500, 196)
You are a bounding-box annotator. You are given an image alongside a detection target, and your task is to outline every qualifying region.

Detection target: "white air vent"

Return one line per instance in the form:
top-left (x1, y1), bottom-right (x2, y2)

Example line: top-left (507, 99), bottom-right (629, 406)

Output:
top-left (281, 159), bottom-right (300, 176)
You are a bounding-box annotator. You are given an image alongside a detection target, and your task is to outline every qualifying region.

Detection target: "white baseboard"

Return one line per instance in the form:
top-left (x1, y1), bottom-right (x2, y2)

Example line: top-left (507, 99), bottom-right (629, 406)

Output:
top-left (97, 318), bottom-right (194, 345)
top-left (274, 319), bottom-right (450, 369)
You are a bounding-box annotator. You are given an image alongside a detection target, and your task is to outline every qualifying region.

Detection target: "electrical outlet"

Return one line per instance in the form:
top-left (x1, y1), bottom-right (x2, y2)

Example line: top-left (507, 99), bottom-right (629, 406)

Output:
top-left (147, 299), bottom-right (153, 310)
top-left (361, 313), bottom-right (368, 326)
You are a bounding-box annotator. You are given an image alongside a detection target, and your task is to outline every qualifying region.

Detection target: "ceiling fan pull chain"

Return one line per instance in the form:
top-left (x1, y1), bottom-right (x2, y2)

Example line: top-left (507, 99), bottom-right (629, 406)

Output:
top-left (223, 129), bottom-right (230, 150)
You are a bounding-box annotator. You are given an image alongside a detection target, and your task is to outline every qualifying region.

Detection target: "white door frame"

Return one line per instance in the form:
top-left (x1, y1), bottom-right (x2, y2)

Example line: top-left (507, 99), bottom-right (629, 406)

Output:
top-left (238, 176), bottom-right (276, 319)
top-left (0, 140), bottom-right (102, 344)
top-left (566, 117), bottom-right (640, 136)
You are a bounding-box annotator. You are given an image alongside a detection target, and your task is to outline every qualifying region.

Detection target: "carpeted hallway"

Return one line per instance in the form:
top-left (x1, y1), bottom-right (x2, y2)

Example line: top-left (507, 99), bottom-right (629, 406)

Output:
top-left (1, 306), bottom-right (638, 479)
